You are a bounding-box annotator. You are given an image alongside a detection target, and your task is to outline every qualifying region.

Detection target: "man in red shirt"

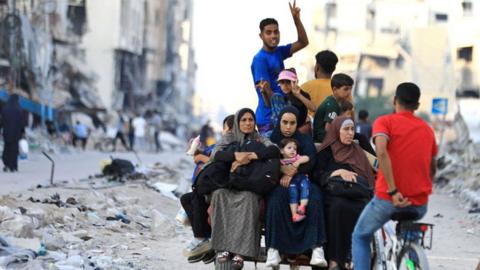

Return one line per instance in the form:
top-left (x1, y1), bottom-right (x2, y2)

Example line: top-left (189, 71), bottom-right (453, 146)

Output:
top-left (352, 82), bottom-right (437, 270)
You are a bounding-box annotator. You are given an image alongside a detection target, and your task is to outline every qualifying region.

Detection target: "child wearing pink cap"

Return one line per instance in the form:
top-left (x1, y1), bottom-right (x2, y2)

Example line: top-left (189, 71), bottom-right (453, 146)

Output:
top-left (270, 68), bottom-right (316, 133)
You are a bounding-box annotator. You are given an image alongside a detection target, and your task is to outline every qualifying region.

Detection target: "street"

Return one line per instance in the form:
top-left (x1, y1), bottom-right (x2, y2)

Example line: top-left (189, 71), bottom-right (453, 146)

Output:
top-left (0, 149), bottom-right (478, 269)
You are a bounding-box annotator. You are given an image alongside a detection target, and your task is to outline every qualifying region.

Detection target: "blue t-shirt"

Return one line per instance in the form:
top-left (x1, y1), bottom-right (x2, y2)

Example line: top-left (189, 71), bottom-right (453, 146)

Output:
top-left (74, 124), bottom-right (88, 138)
top-left (251, 44), bottom-right (292, 125)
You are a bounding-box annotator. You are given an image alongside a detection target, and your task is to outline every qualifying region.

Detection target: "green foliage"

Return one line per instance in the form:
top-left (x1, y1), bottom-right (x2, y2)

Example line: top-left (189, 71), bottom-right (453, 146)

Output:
top-left (354, 94), bottom-right (393, 121)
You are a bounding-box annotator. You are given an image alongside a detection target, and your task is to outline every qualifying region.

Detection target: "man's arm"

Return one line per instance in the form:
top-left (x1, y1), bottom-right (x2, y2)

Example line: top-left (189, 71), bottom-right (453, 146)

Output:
top-left (375, 135), bottom-right (411, 207)
top-left (289, 0), bottom-right (309, 54)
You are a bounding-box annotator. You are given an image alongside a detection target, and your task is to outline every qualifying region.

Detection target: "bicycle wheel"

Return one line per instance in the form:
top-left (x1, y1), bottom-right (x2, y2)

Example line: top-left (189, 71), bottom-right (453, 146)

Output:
top-left (370, 230), bottom-right (385, 270)
top-left (397, 243), bottom-right (429, 270)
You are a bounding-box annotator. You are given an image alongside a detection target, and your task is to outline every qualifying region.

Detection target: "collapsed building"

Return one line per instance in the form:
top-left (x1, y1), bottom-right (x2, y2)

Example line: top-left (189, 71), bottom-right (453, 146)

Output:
top-left (0, 0), bottom-right (196, 137)
top-left (295, 0), bottom-right (480, 121)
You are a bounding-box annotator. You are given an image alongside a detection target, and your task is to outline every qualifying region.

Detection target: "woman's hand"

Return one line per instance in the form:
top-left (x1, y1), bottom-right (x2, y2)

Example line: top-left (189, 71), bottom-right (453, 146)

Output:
top-left (230, 161), bottom-right (242, 172)
top-left (280, 175), bottom-right (293, 188)
top-left (281, 164), bottom-right (297, 177)
top-left (248, 152), bottom-right (258, 161)
top-left (331, 169), bottom-right (358, 182)
top-left (234, 152), bottom-right (251, 164)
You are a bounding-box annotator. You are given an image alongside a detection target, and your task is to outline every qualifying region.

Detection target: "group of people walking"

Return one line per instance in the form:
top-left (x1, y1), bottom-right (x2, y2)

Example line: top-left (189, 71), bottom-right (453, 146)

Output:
top-left (180, 2), bottom-right (437, 270)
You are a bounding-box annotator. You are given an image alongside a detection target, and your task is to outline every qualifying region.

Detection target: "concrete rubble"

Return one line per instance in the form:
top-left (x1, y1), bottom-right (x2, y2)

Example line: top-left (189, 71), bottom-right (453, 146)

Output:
top-left (0, 156), bottom-right (195, 269)
top-left (436, 112), bottom-right (480, 218)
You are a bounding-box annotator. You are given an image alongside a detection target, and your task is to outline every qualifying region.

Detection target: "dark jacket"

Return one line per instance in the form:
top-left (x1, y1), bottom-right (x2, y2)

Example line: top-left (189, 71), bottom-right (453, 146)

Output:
top-left (1, 95), bottom-right (24, 143)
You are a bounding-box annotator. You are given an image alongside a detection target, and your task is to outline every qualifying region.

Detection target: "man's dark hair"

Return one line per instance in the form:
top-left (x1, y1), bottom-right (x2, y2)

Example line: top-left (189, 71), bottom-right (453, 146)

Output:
top-left (339, 100), bottom-right (354, 114)
top-left (358, 109), bottom-right (369, 121)
top-left (259, 18), bottom-right (278, 32)
top-left (395, 82), bottom-right (420, 110)
top-left (315, 50), bottom-right (338, 75)
top-left (279, 138), bottom-right (299, 149)
top-left (331, 73), bottom-right (354, 89)
top-left (223, 114), bottom-right (235, 130)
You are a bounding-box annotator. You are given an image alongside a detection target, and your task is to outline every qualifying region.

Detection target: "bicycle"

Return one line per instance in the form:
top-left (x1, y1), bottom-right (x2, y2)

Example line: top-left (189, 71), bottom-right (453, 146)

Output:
top-left (371, 211), bottom-right (433, 270)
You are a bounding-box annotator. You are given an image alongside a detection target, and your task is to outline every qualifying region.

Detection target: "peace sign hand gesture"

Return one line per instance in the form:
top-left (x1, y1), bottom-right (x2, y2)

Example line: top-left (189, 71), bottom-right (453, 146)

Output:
top-left (289, 0), bottom-right (301, 20)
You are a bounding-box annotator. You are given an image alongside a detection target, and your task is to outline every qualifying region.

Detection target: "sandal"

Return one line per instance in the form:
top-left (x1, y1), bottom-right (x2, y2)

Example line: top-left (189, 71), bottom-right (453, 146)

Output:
top-left (292, 213), bottom-right (306, 222)
top-left (216, 251), bottom-right (230, 263)
top-left (297, 205), bottom-right (306, 215)
top-left (231, 255), bottom-right (244, 269)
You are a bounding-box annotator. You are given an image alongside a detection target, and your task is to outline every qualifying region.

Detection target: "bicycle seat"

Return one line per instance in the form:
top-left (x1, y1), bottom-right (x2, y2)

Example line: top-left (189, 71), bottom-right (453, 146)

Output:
top-left (390, 210), bottom-right (419, 221)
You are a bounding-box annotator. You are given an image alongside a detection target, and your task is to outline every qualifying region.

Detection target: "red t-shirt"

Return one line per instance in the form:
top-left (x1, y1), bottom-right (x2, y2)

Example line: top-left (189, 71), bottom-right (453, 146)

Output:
top-left (372, 111), bottom-right (437, 205)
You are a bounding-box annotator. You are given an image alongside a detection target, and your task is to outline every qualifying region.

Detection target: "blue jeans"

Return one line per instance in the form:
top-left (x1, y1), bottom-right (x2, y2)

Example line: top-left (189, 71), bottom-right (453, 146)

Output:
top-left (351, 196), bottom-right (427, 270)
top-left (288, 174), bottom-right (310, 204)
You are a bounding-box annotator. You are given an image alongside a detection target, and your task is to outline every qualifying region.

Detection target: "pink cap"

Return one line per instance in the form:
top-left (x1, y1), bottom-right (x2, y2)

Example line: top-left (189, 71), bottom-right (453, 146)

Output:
top-left (277, 70), bottom-right (297, 82)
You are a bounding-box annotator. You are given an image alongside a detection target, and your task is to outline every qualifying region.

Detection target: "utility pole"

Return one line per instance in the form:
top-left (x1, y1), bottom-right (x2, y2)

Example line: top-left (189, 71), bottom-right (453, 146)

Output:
top-left (7, 0), bottom-right (17, 94)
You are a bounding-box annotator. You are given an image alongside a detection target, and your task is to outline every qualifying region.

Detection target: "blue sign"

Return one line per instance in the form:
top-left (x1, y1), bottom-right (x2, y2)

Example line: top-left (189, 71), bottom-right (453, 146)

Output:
top-left (0, 89), bottom-right (56, 120)
top-left (432, 98), bottom-right (448, 115)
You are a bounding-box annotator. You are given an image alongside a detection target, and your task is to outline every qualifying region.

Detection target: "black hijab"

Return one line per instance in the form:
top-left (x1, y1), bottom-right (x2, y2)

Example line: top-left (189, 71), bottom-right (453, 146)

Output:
top-left (270, 106), bottom-right (301, 145)
top-left (1, 94), bottom-right (23, 142)
top-left (270, 106), bottom-right (316, 174)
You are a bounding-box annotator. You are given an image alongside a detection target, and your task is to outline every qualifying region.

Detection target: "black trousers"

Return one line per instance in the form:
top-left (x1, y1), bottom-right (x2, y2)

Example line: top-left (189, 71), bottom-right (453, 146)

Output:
top-left (72, 135), bottom-right (87, 149)
top-left (113, 131), bottom-right (129, 150)
top-left (154, 131), bottom-right (163, 152)
top-left (2, 140), bottom-right (19, 171)
top-left (180, 190), bottom-right (211, 238)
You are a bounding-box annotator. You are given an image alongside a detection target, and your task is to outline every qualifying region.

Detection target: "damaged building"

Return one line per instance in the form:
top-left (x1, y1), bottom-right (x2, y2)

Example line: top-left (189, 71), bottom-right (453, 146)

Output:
top-left (82, 0), bottom-right (196, 134)
top-left (0, 0), bottom-right (196, 136)
top-left (303, 0), bottom-right (480, 120)
top-left (0, 0), bottom-right (103, 127)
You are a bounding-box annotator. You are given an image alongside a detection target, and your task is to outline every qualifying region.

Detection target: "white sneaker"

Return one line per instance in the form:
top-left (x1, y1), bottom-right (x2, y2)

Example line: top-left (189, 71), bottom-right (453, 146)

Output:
top-left (265, 248), bottom-right (281, 267)
top-left (310, 247), bottom-right (328, 267)
top-left (183, 238), bottom-right (211, 257)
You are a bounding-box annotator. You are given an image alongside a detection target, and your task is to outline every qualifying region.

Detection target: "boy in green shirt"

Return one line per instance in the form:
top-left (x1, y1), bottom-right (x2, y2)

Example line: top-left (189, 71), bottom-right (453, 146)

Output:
top-left (313, 73), bottom-right (353, 143)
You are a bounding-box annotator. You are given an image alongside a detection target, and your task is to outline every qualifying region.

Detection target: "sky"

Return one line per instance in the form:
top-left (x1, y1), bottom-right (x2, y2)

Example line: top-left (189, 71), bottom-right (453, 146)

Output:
top-left (192, 0), bottom-right (318, 125)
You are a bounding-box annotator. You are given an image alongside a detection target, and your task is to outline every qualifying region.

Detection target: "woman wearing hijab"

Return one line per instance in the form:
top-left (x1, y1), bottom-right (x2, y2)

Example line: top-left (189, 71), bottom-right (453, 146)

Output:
top-left (1, 94), bottom-right (24, 172)
top-left (265, 106), bottom-right (328, 268)
top-left (314, 116), bottom-right (375, 270)
top-left (210, 108), bottom-right (280, 269)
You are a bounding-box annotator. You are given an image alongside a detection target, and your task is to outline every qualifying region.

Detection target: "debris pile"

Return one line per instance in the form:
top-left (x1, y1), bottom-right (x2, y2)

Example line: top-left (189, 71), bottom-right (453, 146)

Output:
top-left (0, 157), bottom-right (195, 269)
top-left (436, 112), bottom-right (480, 216)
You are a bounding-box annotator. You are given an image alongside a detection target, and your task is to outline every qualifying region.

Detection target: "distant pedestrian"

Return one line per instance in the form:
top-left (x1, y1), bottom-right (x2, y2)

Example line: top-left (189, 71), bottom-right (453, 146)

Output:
top-left (356, 109), bottom-right (372, 141)
top-left (72, 121), bottom-right (89, 150)
top-left (113, 111), bottom-right (130, 151)
top-left (128, 115), bottom-right (135, 150)
top-left (1, 94), bottom-right (24, 172)
top-left (151, 110), bottom-right (163, 152)
top-left (251, 1), bottom-right (309, 136)
top-left (132, 113), bottom-right (147, 152)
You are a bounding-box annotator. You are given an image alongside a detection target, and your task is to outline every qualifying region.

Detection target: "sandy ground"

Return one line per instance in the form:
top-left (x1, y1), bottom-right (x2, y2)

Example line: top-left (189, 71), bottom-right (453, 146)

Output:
top-left (0, 148), bottom-right (478, 269)
top-left (0, 150), bottom-right (172, 195)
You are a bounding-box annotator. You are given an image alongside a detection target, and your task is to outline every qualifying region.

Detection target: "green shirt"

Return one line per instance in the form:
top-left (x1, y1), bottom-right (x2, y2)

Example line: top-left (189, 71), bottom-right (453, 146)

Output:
top-left (313, 95), bottom-right (340, 142)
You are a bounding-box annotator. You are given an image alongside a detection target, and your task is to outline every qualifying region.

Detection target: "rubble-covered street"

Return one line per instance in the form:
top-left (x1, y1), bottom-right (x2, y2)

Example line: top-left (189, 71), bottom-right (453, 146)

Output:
top-left (0, 147), bottom-right (478, 270)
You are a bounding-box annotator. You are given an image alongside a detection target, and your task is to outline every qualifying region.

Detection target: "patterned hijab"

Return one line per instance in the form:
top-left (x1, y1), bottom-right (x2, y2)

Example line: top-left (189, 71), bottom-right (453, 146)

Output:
top-left (319, 116), bottom-right (375, 186)
top-left (211, 108), bottom-right (272, 159)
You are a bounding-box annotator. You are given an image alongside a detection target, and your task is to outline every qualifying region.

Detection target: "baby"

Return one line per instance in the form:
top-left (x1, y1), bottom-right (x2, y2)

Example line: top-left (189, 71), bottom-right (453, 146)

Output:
top-left (279, 138), bottom-right (310, 222)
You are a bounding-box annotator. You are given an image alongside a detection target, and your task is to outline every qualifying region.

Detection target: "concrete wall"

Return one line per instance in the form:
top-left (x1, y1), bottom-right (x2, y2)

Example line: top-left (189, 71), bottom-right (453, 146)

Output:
top-left (81, 0), bottom-right (121, 109)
